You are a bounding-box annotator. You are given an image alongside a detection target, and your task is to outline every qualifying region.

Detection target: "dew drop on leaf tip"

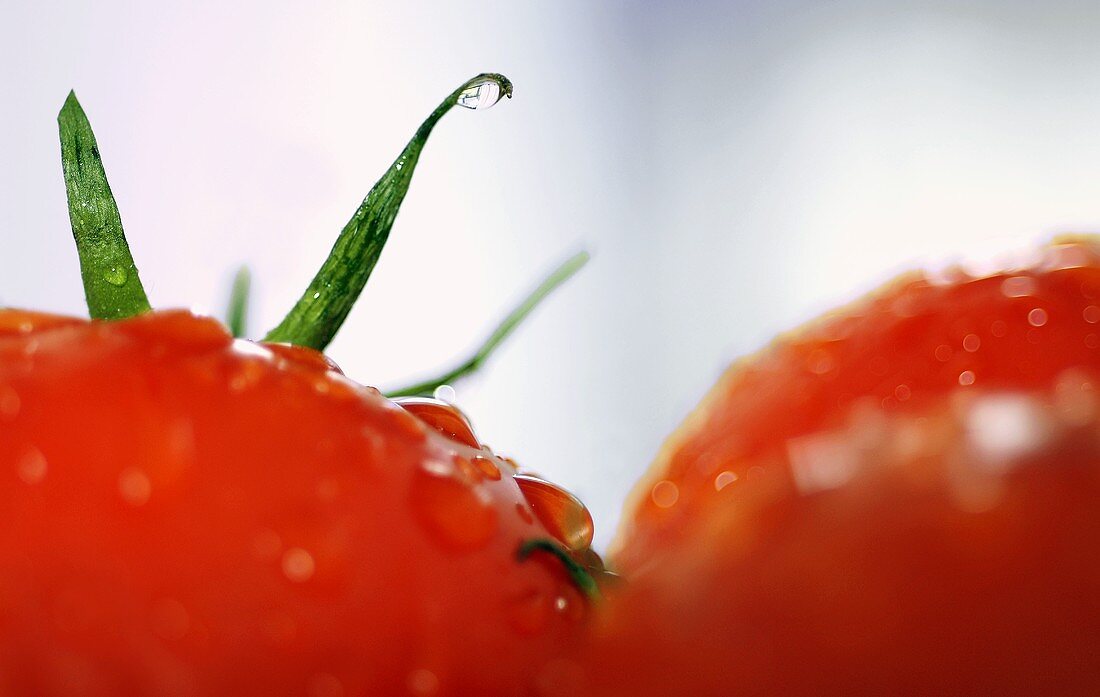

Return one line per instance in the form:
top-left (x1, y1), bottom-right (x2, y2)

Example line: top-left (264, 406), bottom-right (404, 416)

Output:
top-left (458, 79), bottom-right (509, 110)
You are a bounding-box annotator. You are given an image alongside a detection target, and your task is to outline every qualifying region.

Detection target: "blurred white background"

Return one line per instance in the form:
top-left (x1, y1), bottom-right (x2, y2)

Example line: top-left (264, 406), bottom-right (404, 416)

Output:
top-left (4, 0), bottom-right (1100, 549)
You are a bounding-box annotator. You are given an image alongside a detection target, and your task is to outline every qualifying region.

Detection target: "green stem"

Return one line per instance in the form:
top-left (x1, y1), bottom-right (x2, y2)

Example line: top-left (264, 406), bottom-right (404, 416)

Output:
top-left (264, 73), bottom-right (513, 350)
top-left (386, 251), bottom-right (589, 398)
top-left (517, 538), bottom-right (602, 602)
top-left (58, 91), bottom-right (151, 320)
top-left (225, 266), bottom-right (251, 338)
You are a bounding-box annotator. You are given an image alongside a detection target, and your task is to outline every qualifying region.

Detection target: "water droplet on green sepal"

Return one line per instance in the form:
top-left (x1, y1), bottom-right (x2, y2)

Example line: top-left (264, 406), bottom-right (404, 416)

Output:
top-left (103, 266), bottom-right (128, 286)
top-left (57, 91), bottom-right (151, 320)
top-left (457, 77), bottom-right (511, 110)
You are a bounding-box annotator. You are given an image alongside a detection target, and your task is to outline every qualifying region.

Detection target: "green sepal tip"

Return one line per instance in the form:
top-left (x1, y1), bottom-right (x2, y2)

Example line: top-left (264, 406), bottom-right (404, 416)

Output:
top-left (264, 73), bottom-right (514, 350)
top-left (386, 250), bottom-right (589, 398)
top-left (58, 91), bottom-right (151, 321)
top-left (225, 266), bottom-right (252, 338)
top-left (517, 538), bottom-right (602, 602)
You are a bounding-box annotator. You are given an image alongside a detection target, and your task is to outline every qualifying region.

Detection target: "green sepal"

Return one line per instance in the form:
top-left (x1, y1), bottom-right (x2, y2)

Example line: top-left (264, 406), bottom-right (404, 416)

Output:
top-left (386, 251), bottom-right (589, 398)
top-left (225, 266), bottom-right (252, 338)
top-left (517, 538), bottom-right (602, 602)
top-left (264, 73), bottom-right (513, 350)
top-left (58, 91), bottom-right (151, 320)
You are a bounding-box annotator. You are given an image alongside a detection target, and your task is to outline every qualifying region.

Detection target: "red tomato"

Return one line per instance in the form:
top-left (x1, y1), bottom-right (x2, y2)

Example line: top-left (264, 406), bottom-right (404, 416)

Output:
top-left (573, 238), bottom-right (1100, 696)
top-left (0, 309), bottom-right (592, 696)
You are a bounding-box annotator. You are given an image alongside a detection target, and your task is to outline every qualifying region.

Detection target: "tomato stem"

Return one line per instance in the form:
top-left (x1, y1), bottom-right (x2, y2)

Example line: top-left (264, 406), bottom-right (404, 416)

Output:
top-left (225, 266), bottom-right (251, 338)
top-left (57, 91), bottom-right (151, 320)
top-left (386, 251), bottom-right (589, 398)
top-left (264, 73), bottom-right (513, 350)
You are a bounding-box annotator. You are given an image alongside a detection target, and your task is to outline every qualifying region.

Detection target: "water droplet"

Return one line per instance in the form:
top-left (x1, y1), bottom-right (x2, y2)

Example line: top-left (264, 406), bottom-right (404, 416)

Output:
top-left (516, 502), bottom-right (534, 524)
top-left (788, 431), bottom-right (859, 494)
top-left (432, 384), bottom-right (456, 403)
top-left (282, 548), bottom-right (316, 582)
top-left (312, 292), bottom-right (321, 300)
top-left (934, 344), bottom-right (953, 362)
top-left (407, 668), bottom-right (440, 696)
top-left (514, 474), bottom-right (594, 550)
top-left (554, 596), bottom-right (568, 612)
top-left (151, 598), bottom-right (190, 641)
top-left (1054, 370), bottom-right (1098, 426)
top-left (990, 320), bottom-right (1008, 337)
top-left (1001, 276), bottom-right (1037, 297)
top-left (962, 333), bottom-right (981, 352)
top-left (452, 454), bottom-right (479, 480)
top-left (714, 470), bottom-right (738, 491)
top-left (395, 397), bottom-right (480, 449)
top-left (958, 370), bottom-right (976, 386)
top-left (118, 468), bottom-right (151, 505)
top-left (1086, 333), bottom-right (1099, 349)
top-left (263, 342), bottom-right (344, 374)
top-left (103, 266), bottom-right (128, 286)
top-left (17, 446), bottom-right (47, 484)
top-left (894, 384), bottom-right (912, 401)
top-left (508, 589), bottom-right (551, 635)
top-left (966, 394), bottom-right (1050, 467)
top-left (457, 76), bottom-right (510, 110)
top-left (650, 480), bottom-right (679, 509)
top-left (472, 455), bottom-right (502, 480)
top-left (806, 349), bottom-right (834, 375)
top-left (0, 385), bottom-right (21, 420)
top-left (412, 467), bottom-right (498, 551)
top-left (1028, 308), bottom-right (1048, 327)
top-left (1084, 305), bottom-right (1100, 324)
top-left (308, 673), bottom-right (345, 697)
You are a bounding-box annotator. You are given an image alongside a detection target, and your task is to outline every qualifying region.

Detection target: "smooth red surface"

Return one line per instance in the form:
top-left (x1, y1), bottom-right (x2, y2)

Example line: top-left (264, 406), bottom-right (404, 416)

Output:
top-left (0, 310), bottom-right (589, 696)
top-left (581, 238), bottom-right (1100, 696)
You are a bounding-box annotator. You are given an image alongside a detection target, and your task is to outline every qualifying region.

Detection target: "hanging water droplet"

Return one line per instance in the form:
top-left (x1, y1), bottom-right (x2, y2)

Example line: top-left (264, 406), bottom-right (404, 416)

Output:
top-left (457, 76), bottom-right (511, 110)
top-left (395, 397), bottom-right (480, 449)
top-left (514, 474), bottom-right (594, 551)
top-left (103, 266), bottom-right (128, 286)
top-left (411, 466), bottom-right (498, 551)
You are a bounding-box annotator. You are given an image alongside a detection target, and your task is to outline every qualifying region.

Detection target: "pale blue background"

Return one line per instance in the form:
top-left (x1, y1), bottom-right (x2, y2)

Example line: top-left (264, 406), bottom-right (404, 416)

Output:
top-left (4, 1), bottom-right (1100, 548)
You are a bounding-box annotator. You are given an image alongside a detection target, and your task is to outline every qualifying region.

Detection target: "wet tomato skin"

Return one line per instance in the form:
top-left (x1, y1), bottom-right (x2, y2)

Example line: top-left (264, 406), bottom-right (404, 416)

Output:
top-left (576, 239), bottom-right (1100, 696)
top-left (0, 309), bottom-right (587, 696)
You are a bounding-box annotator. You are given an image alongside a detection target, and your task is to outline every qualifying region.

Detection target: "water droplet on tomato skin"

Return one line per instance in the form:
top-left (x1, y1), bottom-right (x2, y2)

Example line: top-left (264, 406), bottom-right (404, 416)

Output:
top-left (281, 547), bottom-right (316, 583)
top-left (0, 385), bottom-right (20, 420)
top-left (472, 454), bottom-right (502, 480)
top-left (16, 446), bottom-right (47, 484)
top-left (394, 397), bottom-right (480, 449)
top-left (650, 480), bottom-right (679, 508)
top-left (150, 598), bottom-right (190, 641)
top-left (262, 342), bottom-right (344, 374)
top-left (516, 503), bottom-right (535, 524)
top-left (0, 311), bottom-right (81, 336)
top-left (508, 589), bottom-right (552, 636)
top-left (411, 466), bottom-right (498, 552)
top-left (406, 668), bottom-right (440, 696)
top-left (118, 467), bottom-right (152, 506)
top-left (513, 474), bottom-right (594, 551)
top-left (307, 673), bottom-right (345, 697)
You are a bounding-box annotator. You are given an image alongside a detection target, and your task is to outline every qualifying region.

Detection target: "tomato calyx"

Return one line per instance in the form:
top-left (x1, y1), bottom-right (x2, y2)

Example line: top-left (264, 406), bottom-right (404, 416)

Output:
top-left (55, 76), bottom-right (587, 397)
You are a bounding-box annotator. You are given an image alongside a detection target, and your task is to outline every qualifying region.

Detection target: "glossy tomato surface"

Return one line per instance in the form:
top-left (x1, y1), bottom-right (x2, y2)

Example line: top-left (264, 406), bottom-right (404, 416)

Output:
top-left (581, 238), bottom-right (1100, 696)
top-left (0, 310), bottom-right (589, 696)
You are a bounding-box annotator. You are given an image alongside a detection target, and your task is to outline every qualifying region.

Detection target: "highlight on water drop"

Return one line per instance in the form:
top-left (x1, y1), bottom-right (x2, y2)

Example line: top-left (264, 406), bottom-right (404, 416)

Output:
top-left (457, 75), bottom-right (512, 110)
